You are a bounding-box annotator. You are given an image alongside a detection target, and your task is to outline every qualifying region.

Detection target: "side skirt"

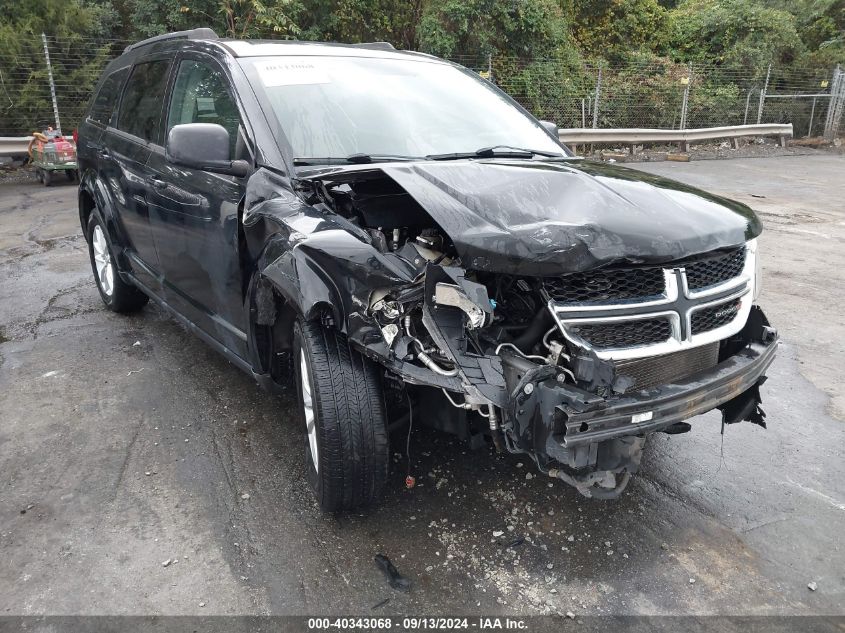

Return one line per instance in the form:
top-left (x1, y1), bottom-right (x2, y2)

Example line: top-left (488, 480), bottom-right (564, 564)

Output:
top-left (125, 273), bottom-right (283, 394)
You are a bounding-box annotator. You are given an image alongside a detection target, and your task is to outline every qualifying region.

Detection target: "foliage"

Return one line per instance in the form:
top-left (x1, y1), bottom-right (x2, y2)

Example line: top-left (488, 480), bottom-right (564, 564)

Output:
top-left (417, 0), bottom-right (576, 59)
top-left (0, 0), bottom-right (115, 134)
top-left (572, 0), bottom-right (670, 64)
top-left (669, 0), bottom-right (804, 72)
top-left (0, 0), bottom-right (842, 136)
top-left (218, 0), bottom-right (299, 38)
top-left (121, 0), bottom-right (298, 39)
top-left (291, 0), bottom-right (424, 49)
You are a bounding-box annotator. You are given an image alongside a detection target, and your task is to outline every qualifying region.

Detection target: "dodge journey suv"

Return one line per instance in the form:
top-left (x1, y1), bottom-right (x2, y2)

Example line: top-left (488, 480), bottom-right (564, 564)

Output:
top-left (77, 28), bottom-right (778, 510)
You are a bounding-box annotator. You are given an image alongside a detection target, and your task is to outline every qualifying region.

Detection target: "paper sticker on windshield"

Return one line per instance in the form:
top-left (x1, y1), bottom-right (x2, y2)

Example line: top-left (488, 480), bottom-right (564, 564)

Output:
top-left (257, 61), bottom-right (330, 87)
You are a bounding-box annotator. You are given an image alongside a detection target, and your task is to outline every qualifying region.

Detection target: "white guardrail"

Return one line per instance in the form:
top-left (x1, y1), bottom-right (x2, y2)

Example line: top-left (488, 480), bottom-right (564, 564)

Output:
top-left (1, 124), bottom-right (793, 158)
top-left (0, 136), bottom-right (34, 158)
top-left (559, 123), bottom-right (794, 153)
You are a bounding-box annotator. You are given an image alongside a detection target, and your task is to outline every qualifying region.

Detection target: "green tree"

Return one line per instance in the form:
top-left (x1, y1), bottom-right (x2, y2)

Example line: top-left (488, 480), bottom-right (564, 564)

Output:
top-left (292, 0), bottom-right (423, 48)
top-left (572, 0), bottom-right (670, 63)
top-left (124, 0), bottom-right (298, 39)
top-left (417, 0), bottom-right (577, 59)
top-left (669, 0), bottom-right (804, 71)
top-left (0, 0), bottom-right (116, 134)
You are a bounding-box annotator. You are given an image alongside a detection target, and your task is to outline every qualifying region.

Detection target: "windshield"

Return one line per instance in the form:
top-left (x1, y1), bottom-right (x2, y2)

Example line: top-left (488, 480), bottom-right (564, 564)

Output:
top-left (240, 55), bottom-right (567, 162)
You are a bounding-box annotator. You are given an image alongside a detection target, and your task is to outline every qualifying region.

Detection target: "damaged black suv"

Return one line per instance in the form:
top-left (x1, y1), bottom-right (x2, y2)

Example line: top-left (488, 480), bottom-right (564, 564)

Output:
top-left (77, 28), bottom-right (778, 510)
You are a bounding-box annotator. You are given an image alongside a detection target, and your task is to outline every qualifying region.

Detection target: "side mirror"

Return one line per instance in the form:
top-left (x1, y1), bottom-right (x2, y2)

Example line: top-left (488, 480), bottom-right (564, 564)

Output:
top-left (539, 120), bottom-right (559, 138)
top-left (165, 123), bottom-right (249, 177)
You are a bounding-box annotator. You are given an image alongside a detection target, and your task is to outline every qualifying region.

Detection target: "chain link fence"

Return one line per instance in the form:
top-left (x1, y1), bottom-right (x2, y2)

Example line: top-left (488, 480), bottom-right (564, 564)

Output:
top-left (1, 35), bottom-right (843, 141)
top-left (453, 54), bottom-right (844, 139)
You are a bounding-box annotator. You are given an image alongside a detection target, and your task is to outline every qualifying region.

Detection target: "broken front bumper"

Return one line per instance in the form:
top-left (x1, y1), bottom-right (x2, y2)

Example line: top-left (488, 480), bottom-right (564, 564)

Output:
top-left (500, 312), bottom-right (778, 498)
top-left (528, 338), bottom-right (777, 449)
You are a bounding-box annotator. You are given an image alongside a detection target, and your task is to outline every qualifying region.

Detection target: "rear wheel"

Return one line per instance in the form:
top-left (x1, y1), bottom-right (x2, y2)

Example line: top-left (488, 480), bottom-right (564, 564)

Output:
top-left (42, 169), bottom-right (52, 187)
top-left (86, 214), bottom-right (148, 313)
top-left (293, 319), bottom-right (389, 512)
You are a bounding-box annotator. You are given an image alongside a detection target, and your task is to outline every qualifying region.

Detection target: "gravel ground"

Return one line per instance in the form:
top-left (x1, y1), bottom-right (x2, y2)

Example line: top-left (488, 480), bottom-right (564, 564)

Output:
top-left (577, 136), bottom-right (843, 163)
top-left (0, 156), bottom-right (843, 621)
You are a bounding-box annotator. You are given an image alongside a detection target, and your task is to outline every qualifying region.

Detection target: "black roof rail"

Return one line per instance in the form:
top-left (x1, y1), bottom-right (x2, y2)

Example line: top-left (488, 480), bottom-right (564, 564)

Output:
top-left (124, 28), bottom-right (219, 53)
top-left (348, 42), bottom-right (396, 51)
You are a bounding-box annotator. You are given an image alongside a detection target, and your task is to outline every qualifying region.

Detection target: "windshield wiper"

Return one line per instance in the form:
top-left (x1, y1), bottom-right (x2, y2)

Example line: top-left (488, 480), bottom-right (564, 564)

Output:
top-left (427, 145), bottom-right (565, 161)
top-left (293, 153), bottom-right (419, 166)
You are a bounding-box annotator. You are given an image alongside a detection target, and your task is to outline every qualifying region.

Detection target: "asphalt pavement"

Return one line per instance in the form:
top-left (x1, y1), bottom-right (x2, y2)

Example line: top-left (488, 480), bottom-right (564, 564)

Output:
top-left (0, 155), bottom-right (843, 618)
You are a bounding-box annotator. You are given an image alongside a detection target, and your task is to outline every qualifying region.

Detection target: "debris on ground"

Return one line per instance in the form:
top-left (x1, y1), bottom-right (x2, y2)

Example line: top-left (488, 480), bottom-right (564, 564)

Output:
top-left (372, 598), bottom-right (390, 609)
top-left (808, 581), bottom-right (818, 591)
top-left (162, 559), bottom-right (172, 567)
top-left (240, 493), bottom-right (250, 500)
top-left (375, 554), bottom-right (411, 593)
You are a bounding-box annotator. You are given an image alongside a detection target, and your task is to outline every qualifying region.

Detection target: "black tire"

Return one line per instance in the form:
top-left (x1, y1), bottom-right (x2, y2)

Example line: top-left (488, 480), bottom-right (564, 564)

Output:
top-left (293, 319), bottom-right (389, 512)
top-left (35, 168), bottom-right (43, 183)
top-left (65, 170), bottom-right (75, 182)
top-left (42, 169), bottom-right (52, 187)
top-left (86, 214), bottom-right (149, 313)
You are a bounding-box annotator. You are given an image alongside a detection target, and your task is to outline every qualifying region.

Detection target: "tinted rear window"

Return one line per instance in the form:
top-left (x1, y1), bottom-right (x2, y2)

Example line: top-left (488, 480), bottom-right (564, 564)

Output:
top-left (89, 68), bottom-right (128, 126)
top-left (116, 60), bottom-right (171, 143)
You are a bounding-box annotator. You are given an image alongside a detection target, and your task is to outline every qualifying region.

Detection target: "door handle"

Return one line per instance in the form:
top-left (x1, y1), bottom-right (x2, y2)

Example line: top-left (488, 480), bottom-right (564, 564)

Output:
top-left (147, 176), bottom-right (167, 190)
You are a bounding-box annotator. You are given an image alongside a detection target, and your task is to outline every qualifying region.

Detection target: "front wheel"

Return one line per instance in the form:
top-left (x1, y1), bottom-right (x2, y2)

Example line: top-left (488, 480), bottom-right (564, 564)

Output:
top-left (293, 319), bottom-right (389, 512)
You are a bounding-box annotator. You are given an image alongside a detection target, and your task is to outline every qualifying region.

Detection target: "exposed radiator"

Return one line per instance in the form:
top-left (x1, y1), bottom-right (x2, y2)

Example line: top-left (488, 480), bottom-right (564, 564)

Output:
top-left (614, 342), bottom-right (720, 392)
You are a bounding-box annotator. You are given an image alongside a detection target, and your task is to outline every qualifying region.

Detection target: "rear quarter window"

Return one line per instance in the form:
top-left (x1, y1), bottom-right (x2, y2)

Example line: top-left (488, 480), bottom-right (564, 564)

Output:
top-left (88, 68), bottom-right (129, 126)
top-left (116, 60), bottom-right (171, 144)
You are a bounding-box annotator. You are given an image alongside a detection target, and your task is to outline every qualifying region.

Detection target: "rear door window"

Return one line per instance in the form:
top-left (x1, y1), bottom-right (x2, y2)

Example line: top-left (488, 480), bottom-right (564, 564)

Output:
top-left (116, 60), bottom-right (171, 144)
top-left (88, 68), bottom-right (128, 126)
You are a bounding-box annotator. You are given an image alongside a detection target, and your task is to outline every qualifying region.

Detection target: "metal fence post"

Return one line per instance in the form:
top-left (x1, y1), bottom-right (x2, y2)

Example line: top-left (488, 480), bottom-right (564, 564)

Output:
top-left (487, 53), bottom-right (493, 84)
top-left (41, 33), bottom-right (62, 135)
top-left (593, 66), bottom-right (602, 129)
top-left (743, 89), bottom-right (754, 125)
top-left (808, 97), bottom-right (816, 137)
top-left (756, 63), bottom-right (771, 125)
top-left (823, 64), bottom-right (843, 140)
top-left (679, 63), bottom-right (692, 130)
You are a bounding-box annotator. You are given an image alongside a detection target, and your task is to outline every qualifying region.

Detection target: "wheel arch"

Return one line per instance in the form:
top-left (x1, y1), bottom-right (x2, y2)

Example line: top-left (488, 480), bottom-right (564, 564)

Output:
top-left (245, 262), bottom-right (341, 382)
top-left (78, 181), bottom-right (97, 239)
top-left (78, 171), bottom-right (135, 274)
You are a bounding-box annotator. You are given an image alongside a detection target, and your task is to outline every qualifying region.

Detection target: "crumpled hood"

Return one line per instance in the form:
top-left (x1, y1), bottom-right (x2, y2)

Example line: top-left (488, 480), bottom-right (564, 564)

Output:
top-left (378, 159), bottom-right (761, 275)
top-left (302, 158), bottom-right (762, 276)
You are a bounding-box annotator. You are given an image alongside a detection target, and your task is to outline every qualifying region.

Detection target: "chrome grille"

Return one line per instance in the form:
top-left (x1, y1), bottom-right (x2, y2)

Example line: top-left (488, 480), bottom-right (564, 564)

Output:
top-left (569, 318), bottom-right (672, 349)
top-left (615, 342), bottom-right (720, 391)
top-left (548, 241), bottom-right (757, 361)
top-left (691, 298), bottom-right (742, 334)
top-left (544, 267), bottom-right (665, 304)
top-left (685, 247), bottom-right (746, 291)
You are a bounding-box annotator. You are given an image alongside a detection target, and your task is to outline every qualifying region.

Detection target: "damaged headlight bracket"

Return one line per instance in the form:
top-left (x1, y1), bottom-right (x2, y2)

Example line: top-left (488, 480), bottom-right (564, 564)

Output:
top-left (434, 282), bottom-right (489, 329)
top-left (424, 264), bottom-right (494, 330)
